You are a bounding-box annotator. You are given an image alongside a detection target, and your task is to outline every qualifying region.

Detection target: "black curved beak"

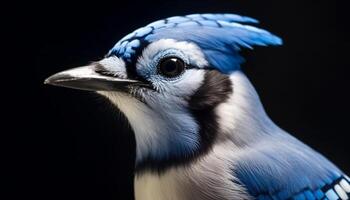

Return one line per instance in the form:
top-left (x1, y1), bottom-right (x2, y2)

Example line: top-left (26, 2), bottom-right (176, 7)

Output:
top-left (44, 64), bottom-right (143, 92)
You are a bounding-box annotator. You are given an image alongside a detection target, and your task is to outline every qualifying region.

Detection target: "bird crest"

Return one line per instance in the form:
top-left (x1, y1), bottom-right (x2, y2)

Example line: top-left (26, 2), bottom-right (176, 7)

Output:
top-left (108, 13), bottom-right (282, 73)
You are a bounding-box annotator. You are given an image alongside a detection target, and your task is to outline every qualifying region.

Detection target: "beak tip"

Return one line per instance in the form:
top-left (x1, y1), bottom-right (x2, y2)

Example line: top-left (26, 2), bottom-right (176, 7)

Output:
top-left (44, 73), bottom-right (70, 86)
top-left (44, 75), bottom-right (58, 85)
top-left (44, 78), bottom-right (50, 85)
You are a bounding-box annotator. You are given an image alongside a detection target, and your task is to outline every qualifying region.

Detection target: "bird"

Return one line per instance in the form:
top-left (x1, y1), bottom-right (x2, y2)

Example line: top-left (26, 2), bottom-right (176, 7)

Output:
top-left (45, 13), bottom-right (350, 200)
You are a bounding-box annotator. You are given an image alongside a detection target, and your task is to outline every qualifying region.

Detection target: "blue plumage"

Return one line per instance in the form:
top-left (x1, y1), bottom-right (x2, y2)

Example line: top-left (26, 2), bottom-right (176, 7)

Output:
top-left (108, 13), bottom-right (282, 73)
top-left (107, 14), bottom-right (348, 200)
top-left (46, 13), bottom-right (348, 200)
top-left (232, 132), bottom-right (347, 200)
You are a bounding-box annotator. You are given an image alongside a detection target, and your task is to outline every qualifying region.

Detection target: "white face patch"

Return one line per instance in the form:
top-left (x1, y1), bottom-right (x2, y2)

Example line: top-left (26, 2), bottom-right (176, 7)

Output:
top-left (97, 39), bottom-right (212, 167)
top-left (136, 39), bottom-right (208, 96)
top-left (98, 56), bottom-right (127, 78)
top-left (99, 91), bottom-right (200, 164)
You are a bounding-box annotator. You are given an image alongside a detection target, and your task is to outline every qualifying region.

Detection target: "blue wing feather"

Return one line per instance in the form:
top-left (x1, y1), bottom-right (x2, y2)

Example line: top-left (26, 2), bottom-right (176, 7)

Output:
top-left (232, 135), bottom-right (349, 200)
top-left (108, 13), bottom-right (282, 73)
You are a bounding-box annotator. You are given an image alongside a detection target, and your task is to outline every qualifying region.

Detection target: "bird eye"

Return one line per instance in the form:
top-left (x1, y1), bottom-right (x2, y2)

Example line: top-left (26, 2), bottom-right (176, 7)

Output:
top-left (158, 57), bottom-right (185, 78)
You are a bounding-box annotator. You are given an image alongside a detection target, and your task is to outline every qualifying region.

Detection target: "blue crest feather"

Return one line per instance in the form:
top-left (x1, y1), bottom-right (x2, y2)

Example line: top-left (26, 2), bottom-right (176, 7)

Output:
top-left (108, 13), bottom-right (282, 73)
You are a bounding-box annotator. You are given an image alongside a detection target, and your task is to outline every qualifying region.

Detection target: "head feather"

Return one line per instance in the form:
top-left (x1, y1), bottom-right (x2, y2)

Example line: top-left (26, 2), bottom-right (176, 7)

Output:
top-left (108, 13), bottom-right (282, 73)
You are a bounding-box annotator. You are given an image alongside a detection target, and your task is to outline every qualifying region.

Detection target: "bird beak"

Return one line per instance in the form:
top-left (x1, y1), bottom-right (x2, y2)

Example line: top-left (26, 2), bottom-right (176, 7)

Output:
top-left (44, 63), bottom-right (143, 92)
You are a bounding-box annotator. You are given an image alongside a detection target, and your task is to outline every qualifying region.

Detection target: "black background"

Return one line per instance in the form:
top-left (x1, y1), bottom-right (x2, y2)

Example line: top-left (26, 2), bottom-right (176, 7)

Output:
top-left (4, 0), bottom-right (348, 199)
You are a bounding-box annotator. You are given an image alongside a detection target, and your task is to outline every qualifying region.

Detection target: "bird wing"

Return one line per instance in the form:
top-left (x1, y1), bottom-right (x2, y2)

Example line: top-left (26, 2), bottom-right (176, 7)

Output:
top-left (108, 13), bottom-right (282, 73)
top-left (251, 175), bottom-right (350, 200)
top-left (232, 137), bottom-right (350, 200)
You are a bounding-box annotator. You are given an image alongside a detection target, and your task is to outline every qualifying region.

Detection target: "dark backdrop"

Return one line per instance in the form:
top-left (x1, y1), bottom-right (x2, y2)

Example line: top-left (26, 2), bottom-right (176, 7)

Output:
top-left (5, 1), bottom-right (348, 199)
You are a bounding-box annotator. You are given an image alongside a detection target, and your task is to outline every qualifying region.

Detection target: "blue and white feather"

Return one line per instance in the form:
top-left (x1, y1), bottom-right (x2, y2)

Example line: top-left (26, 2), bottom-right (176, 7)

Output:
top-left (108, 13), bottom-right (282, 73)
top-left (50, 13), bottom-right (348, 200)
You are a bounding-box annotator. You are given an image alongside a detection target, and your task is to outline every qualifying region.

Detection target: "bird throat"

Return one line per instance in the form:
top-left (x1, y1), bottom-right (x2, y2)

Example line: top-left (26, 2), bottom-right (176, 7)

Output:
top-left (135, 70), bottom-right (233, 174)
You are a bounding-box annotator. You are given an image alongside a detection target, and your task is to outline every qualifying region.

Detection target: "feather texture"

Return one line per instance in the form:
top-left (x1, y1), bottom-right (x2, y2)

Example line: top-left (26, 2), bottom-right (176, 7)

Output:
top-left (233, 137), bottom-right (346, 199)
top-left (108, 13), bottom-right (282, 73)
top-left (46, 12), bottom-right (348, 200)
top-left (105, 13), bottom-right (347, 200)
top-left (219, 71), bottom-right (348, 200)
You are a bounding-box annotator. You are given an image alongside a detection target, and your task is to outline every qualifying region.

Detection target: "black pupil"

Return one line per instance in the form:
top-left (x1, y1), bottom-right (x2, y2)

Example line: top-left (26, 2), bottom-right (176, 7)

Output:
top-left (159, 57), bottom-right (184, 78)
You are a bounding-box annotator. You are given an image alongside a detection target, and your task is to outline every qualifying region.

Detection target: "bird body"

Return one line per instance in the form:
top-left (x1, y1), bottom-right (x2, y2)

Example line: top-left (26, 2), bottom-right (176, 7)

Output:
top-left (45, 13), bottom-right (349, 200)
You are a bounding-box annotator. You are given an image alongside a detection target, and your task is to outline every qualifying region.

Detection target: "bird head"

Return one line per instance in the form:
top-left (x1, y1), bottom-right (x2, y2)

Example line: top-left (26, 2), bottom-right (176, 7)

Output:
top-left (45, 14), bottom-right (282, 173)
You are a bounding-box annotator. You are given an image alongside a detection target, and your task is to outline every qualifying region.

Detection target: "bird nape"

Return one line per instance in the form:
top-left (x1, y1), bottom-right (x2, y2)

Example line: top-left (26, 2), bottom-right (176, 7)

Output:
top-left (45, 13), bottom-right (349, 200)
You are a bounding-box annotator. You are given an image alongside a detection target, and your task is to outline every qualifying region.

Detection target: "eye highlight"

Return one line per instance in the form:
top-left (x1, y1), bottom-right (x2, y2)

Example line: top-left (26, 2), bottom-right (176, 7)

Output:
top-left (158, 57), bottom-right (185, 78)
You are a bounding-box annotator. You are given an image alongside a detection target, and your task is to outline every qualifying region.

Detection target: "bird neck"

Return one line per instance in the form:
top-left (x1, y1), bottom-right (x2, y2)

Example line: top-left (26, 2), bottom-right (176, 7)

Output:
top-left (216, 71), bottom-right (283, 147)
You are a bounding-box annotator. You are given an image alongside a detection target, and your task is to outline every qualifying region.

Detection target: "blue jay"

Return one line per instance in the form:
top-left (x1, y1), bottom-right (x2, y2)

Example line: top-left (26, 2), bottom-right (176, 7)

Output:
top-left (45, 14), bottom-right (349, 200)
